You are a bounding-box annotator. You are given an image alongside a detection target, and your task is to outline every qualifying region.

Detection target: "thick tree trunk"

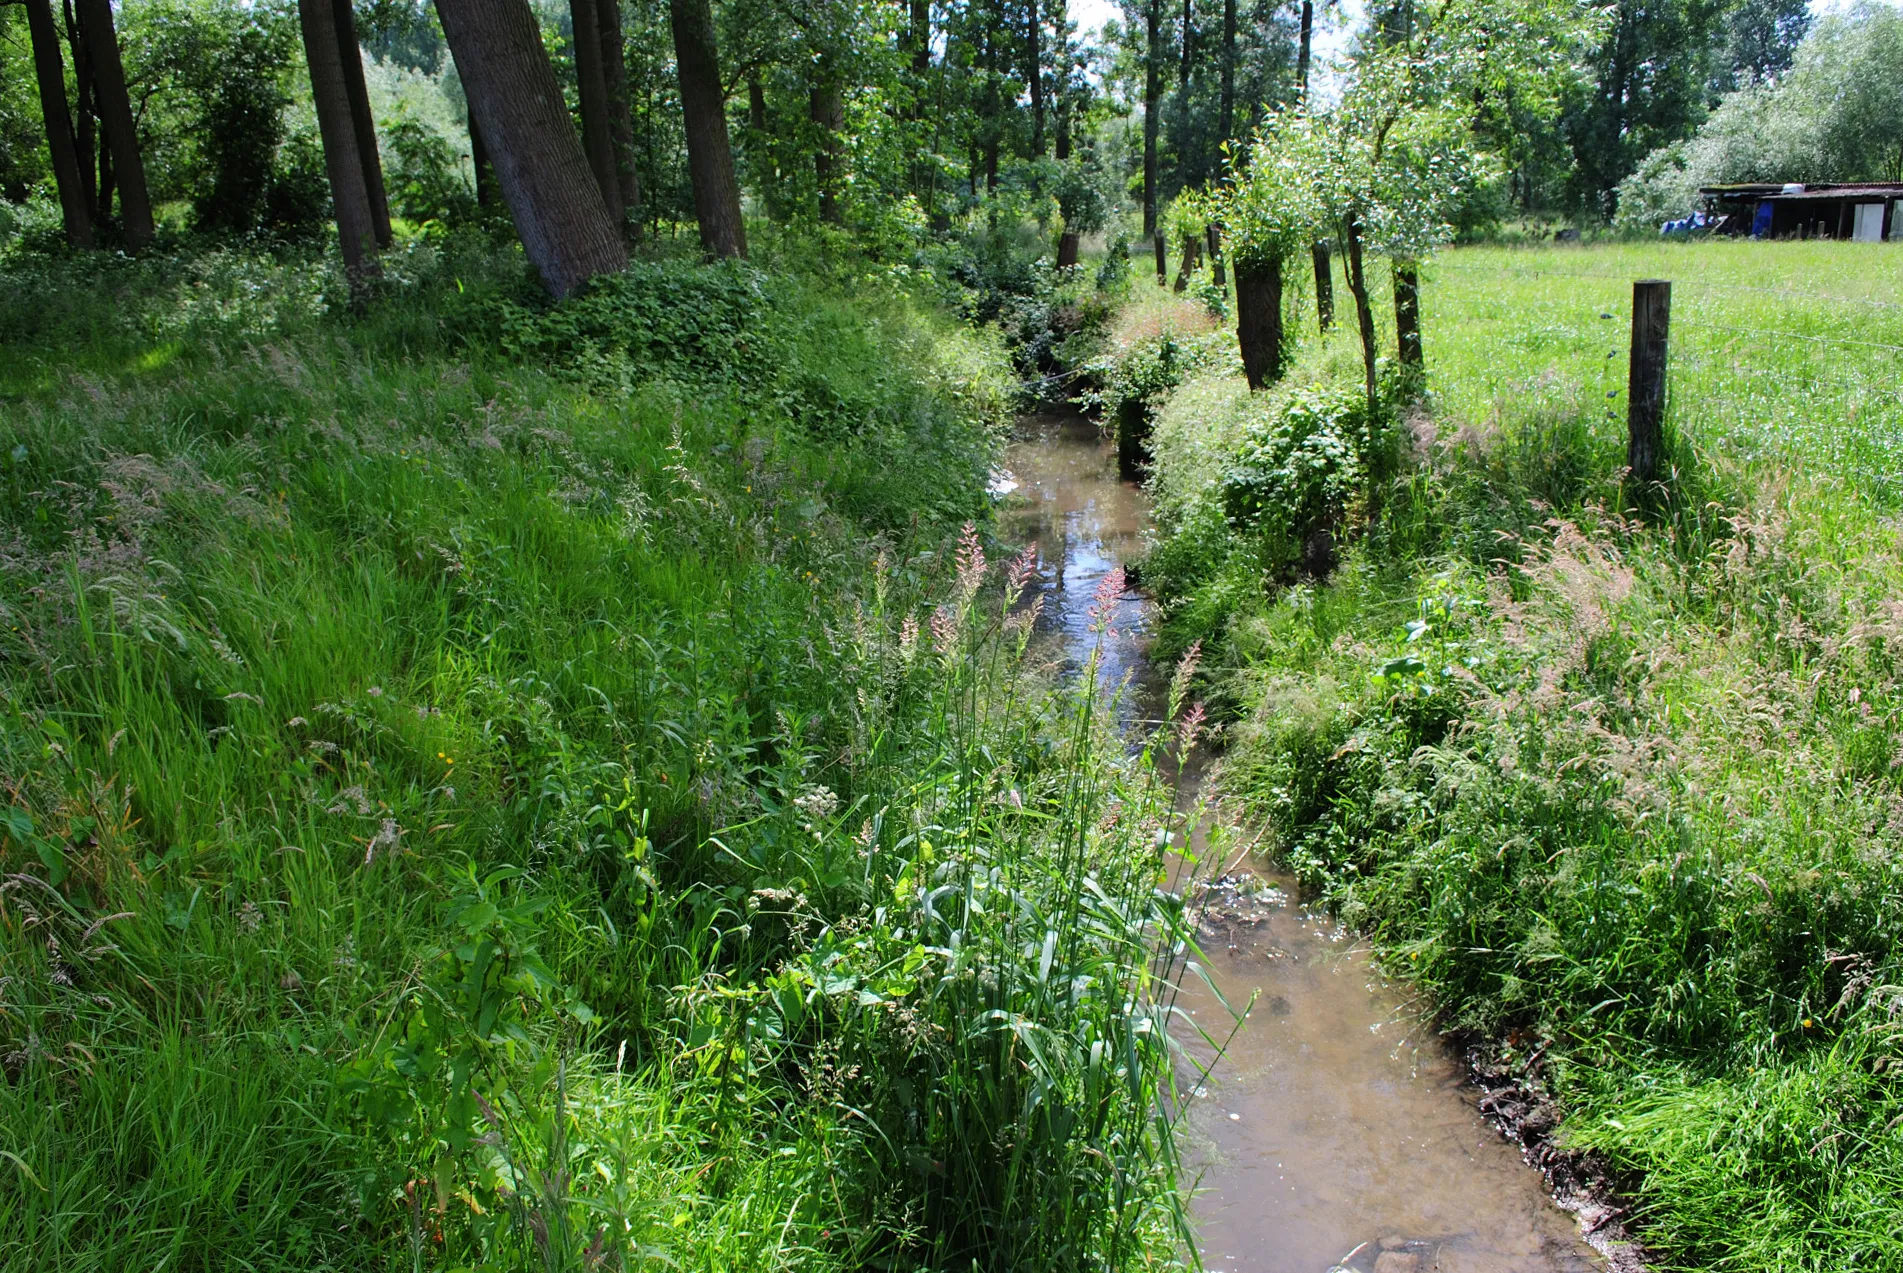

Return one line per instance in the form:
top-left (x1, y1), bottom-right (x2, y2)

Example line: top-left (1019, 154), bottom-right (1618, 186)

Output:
top-left (1173, 231), bottom-right (1199, 291)
top-left (1142, 0), bottom-right (1160, 242)
top-left (1219, 0), bottom-right (1236, 144)
top-left (1342, 214), bottom-right (1379, 418)
top-left (1057, 230), bottom-right (1080, 267)
top-left (596, 0), bottom-right (640, 222)
top-left (1235, 255), bottom-right (1283, 390)
top-left (569, 0), bottom-right (623, 226)
top-left (809, 79), bottom-right (844, 225)
top-left (333, 0), bottom-right (393, 246)
top-left (1312, 240), bottom-right (1333, 330)
top-left (1393, 260), bottom-right (1423, 373)
top-left (669, 0), bottom-right (747, 256)
top-left (299, 0), bottom-right (382, 290)
top-left (26, 0), bottom-right (93, 247)
top-left (75, 0), bottom-right (152, 248)
top-left (435, 0), bottom-right (627, 295)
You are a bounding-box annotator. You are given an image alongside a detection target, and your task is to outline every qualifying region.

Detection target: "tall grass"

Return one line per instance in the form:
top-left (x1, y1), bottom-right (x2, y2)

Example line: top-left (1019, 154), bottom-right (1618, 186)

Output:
top-left (0, 235), bottom-right (1213, 1270)
top-left (1135, 240), bottom-right (1903, 1271)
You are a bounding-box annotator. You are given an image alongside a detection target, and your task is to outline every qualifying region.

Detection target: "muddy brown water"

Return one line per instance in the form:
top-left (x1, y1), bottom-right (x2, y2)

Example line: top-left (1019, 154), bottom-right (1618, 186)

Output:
top-left (996, 411), bottom-right (1602, 1273)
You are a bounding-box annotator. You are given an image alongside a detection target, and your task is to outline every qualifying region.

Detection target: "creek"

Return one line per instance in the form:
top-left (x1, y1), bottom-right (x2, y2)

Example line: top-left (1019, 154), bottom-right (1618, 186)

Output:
top-left (996, 410), bottom-right (1604, 1273)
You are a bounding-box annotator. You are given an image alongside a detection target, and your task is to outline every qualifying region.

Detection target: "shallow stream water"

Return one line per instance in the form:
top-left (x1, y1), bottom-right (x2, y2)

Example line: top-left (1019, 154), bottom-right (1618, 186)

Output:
top-left (996, 411), bottom-right (1602, 1273)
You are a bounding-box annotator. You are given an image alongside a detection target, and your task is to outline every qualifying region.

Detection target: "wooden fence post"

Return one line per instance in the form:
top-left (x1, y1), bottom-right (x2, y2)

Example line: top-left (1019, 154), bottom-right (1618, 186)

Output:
top-left (1626, 279), bottom-right (1671, 494)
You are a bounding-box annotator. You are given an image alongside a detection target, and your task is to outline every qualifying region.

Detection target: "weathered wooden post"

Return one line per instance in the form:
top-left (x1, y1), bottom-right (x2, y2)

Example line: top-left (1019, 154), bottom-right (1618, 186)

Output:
top-left (1153, 233), bottom-right (1167, 286)
top-left (1626, 279), bottom-right (1671, 495)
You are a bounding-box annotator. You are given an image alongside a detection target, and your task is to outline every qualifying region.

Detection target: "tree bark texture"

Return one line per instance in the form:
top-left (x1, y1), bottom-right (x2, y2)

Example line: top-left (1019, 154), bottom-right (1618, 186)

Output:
top-left (333, 0), bottom-right (393, 246)
top-left (1142, 0), bottom-right (1161, 240)
top-left (75, 0), bottom-right (152, 248)
top-left (596, 0), bottom-right (640, 221)
top-left (62, 0), bottom-right (98, 219)
top-left (470, 113), bottom-right (496, 206)
top-left (1235, 255), bottom-right (1283, 390)
top-left (1297, 0), bottom-right (1313, 93)
top-left (569, 0), bottom-right (623, 225)
top-left (669, 0), bottom-right (747, 256)
top-left (1393, 261), bottom-right (1422, 372)
top-left (436, 0), bottom-right (627, 295)
top-left (26, 0), bottom-right (93, 247)
top-left (299, 0), bottom-right (382, 290)
top-left (1342, 214), bottom-right (1379, 418)
top-left (1311, 240), bottom-right (1332, 330)
top-left (809, 79), bottom-right (845, 225)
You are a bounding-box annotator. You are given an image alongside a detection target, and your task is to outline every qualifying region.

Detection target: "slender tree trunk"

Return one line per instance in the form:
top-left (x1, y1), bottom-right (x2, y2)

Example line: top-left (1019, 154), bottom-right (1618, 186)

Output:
top-left (1219, 0), bottom-right (1235, 145)
top-left (669, 0), bottom-right (747, 256)
top-left (570, 0), bottom-right (623, 226)
top-left (1143, 0), bottom-right (1161, 243)
top-left (1235, 254), bottom-right (1283, 389)
top-left (1207, 222), bottom-right (1223, 287)
top-left (435, 0), bottom-right (628, 295)
top-left (1176, 0), bottom-right (1193, 177)
top-left (1027, 0), bottom-right (1045, 156)
top-left (1393, 260), bottom-right (1422, 374)
top-left (596, 0), bottom-right (640, 223)
top-left (1297, 0), bottom-right (1312, 91)
top-left (75, 0), bottom-right (152, 248)
top-left (909, 0), bottom-right (931, 73)
top-left (62, 0), bottom-right (98, 220)
top-left (299, 0), bottom-right (382, 290)
top-left (334, 0), bottom-right (393, 246)
top-left (809, 79), bottom-right (844, 225)
top-left (26, 0), bottom-right (92, 247)
top-left (1312, 241), bottom-right (1333, 330)
top-left (981, 23), bottom-right (999, 193)
top-left (1342, 214), bottom-right (1378, 418)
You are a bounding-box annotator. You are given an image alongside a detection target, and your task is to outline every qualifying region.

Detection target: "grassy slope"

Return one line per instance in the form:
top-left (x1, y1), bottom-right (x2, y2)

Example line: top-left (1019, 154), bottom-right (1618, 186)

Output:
top-left (0, 238), bottom-right (1197, 1271)
top-left (1142, 241), bottom-right (1903, 1271)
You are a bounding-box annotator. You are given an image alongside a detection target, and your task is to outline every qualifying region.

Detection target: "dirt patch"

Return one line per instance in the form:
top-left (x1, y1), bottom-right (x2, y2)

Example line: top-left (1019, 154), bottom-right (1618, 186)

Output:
top-left (1465, 1043), bottom-right (1653, 1273)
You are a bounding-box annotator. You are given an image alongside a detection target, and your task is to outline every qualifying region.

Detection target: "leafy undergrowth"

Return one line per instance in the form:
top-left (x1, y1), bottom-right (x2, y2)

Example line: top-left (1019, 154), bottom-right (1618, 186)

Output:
top-left (0, 236), bottom-right (1211, 1271)
top-left (1137, 241), bottom-right (1903, 1270)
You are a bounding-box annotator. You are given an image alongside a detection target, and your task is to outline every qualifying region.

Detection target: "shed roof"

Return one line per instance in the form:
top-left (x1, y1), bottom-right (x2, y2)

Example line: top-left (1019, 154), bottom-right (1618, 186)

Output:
top-left (1699, 182), bottom-right (1903, 200)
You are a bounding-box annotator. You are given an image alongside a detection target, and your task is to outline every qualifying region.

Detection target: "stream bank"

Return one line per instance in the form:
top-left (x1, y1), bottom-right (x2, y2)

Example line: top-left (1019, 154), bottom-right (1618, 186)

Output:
top-left (997, 409), bottom-right (1619, 1273)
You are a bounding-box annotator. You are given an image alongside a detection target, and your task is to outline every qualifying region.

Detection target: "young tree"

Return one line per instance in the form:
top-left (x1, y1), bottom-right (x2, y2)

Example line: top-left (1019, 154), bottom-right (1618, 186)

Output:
top-left (1218, 118), bottom-right (1324, 388)
top-left (74, 0), bottom-right (153, 248)
top-left (435, 0), bottom-right (628, 295)
top-left (23, 0), bottom-right (93, 246)
top-left (298, 0), bottom-right (382, 288)
top-left (670, 0), bottom-right (747, 256)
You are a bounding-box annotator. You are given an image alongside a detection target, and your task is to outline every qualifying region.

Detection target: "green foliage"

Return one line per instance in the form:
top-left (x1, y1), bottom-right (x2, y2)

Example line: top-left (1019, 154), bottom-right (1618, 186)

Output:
top-left (1219, 383), bottom-right (1387, 568)
top-left (383, 112), bottom-right (478, 227)
top-left (1140, 238), bottom-right (1903, 1270)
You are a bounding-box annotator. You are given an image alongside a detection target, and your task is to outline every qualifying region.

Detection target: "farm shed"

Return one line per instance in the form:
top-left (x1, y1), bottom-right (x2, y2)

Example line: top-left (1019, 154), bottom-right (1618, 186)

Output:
top-left (1699, 183), bottom-right (1903, 240)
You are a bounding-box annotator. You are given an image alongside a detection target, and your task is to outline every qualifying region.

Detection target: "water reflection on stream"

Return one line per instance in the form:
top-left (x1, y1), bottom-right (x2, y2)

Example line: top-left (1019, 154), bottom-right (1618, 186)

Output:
top-left (996, 411), bottom-right (1601, 1273)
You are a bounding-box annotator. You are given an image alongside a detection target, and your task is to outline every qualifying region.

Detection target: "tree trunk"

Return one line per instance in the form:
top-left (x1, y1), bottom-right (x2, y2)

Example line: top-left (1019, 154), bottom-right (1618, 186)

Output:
top-left (299, 0), bottom-right (382, 291)
top-left (26, 0), bottom-right (93, 247)
top-left (333, 0), bottom-right (393, 246)
top-left (1219, 0), bottom-right (1236, 145)
top-left (1174, 231), bottom-right (1199, 290)
top-left (1342, 214), bottom-right (1378, 418)
top-left (435, 0), bottom-right (627, 296)
top-left (62, 0), bottom-right (98, 220)
top-left (1153, 231), bottom-right (1166, 284)
top-left (1311, 240), bottom-right (1332, 330)
top-left (1297, 0), bottom-right (1313, 93)
top-left (1142, 0), bottom-right (1161, 241)
top-left (1393, 260), bottom-right (1422, 374)
top-left (1207, 222), bottom-right (1223, 287)
top-left (1027, 0), bottom-right (1045, 156)
top-left (596, 0), bottom-right (640, 222)
top-left (1057, 230), bottom-right (1080, 267)
top-left (570, 0), bottom-right (624, 226)
top-left (669, 0), bottom-right (747, 256)
top-left (909, 0), bottom-right (930, 74)
top-left (75, 0), bottom-right (152, 248)
top-left (809, 79), bottom-right (845, 225)
top-left (1235, 255), bottom-right (1283, 390)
